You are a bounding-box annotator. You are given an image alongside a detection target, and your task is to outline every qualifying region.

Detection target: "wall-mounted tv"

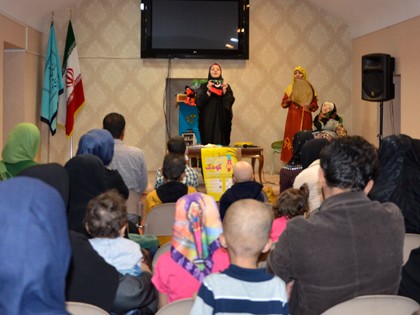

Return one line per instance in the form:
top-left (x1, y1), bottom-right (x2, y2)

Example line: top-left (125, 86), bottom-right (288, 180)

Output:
top-left (140, 0), bottom-right (249, 60)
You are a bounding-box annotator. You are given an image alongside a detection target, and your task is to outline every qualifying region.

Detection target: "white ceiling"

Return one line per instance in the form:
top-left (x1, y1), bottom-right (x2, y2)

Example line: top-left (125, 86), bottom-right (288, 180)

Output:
top-left (1, 0), bottom-right (420, 38)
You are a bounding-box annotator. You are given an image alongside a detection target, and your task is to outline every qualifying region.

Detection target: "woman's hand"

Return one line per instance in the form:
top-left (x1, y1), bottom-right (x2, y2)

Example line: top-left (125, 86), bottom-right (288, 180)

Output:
top-left (222, 82), bottom-right (228, 95)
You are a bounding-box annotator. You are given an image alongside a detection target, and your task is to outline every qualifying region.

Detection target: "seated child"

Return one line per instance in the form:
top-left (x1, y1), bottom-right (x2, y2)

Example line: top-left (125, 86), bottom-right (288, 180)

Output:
top-left (155, 136), bottom-right (199, 189)
top-left (85, 190), bottom-right (143, 276)
top-left (270, 183), bottom-right (309, 243)
top-left (219, 160), bottom-right (265, 220)
top-left (145, 152), bottom-right (196, 215)
top-left (152, 192), bottom-right (230, 309)
top-left (190, 199), bottom-right (289, 315)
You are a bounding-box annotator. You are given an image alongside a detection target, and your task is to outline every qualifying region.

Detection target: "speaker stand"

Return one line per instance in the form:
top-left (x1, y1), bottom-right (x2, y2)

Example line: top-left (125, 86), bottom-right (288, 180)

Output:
top-left (377, 101), bottom-right (384, 144)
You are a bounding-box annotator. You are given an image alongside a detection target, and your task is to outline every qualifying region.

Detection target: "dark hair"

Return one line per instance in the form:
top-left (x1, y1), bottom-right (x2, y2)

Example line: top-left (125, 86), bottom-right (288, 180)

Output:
top-left (103, 113), bottom-right (125, 139)
top-left (320, 136), bottom-right (379, 191)
top-left (273, 184), bottom-right (309, 219)
top-left (84, 190), bottom-right (127, 238)
top-left (167, 136), bottom-right (186, 154)
top-left (162, 153), bottom-right (186, 181)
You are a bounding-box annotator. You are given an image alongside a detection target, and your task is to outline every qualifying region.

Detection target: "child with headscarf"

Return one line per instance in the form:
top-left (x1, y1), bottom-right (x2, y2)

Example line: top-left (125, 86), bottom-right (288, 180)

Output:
top-left (0, 122), bottom-right (40, 180)
top-left (196, 63), bottom-right (235, 146)
top-left (280, 66), bottom-right (318, 163)
top-left (152, 192), bottom-right (230, 309)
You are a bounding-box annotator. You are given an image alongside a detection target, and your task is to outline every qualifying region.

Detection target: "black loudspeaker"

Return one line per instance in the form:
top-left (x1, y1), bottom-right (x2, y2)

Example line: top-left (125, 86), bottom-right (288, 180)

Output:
top-left (362, 53), bottom-right (395, 102)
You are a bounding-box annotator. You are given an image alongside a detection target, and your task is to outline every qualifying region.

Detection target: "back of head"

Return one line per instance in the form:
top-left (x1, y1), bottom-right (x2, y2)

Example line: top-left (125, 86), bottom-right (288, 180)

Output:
top-left (77, 129), bottom-right (115, 165)
top-left (0, 177), bottom-right (70, 314)
top-left (65, 154), bottom-right (107, 233)
top-left (18, 163), bottom-right (70, 207)
top-left (223, 199), bottom-right (273, 257)
top-left (273, 184), bottom-right (309, 219)
top-left (369, 134), bottom-right (420, 233)
top-left (103, 112), bottom-right (125, 139)
top-left (85, 191), bottom-right (127, 238)
top-left (171, 192), bottom-right (223, 280)
top-left (1, 122), bottom-right (40, 163)
top-left (162, 152), bottom-right (186, 181)
top-left (167, 136), bottom-right (187, 154)
top-left (301, 138), bottom-right (330, 169)
top-left (320, 135), bottom-right (378, 191)
top-left (289, 130), bottom-right (314, 165)
top-left (233, 160), bottom-right (254, 183)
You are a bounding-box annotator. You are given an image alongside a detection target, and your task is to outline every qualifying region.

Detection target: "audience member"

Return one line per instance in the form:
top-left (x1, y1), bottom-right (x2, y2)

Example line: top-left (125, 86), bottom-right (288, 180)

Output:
top-left (399, 247), bottom-right (420, 304)
top-left (279, 130), bottom-right (313, 192)
top-left (19, 162), bottom-right (69, 205)
top-left (152, 192), bottom-right (229, 309)
top-left (190, 199), bottom-right (289, 315)
top-left (85, 191), bottom-right (144, 276)
top-left (369, 134), bottom-right (420, 233)
top-left (219, 160), bottom-right (265, 220)
top-left (103, 112), bottom-right (148, 218)
top-left (155, 136), bottom-right (199, 189)
top-left (267, 135), bottom-right (405, 315)
top-left (65, 158), bottom-right (157, 314)
top-left (313, 101), bottom-right (343, 132)
top-left (293, 138), bottom-right (330, 212)
top-left (270, 184), bottom-right (309, 243)
top-left (67, 231), bottom-right (157, 314)
top-left (145, 153), bottom-right (196, 215)
top-left (65, 154), bottom-right (107, 234)
top-left (0, 122), bottom-right (40, 180)
top-left (77, 128), bottom-right (129, 199)
top-left (0, 177), bottom-right (70, 314)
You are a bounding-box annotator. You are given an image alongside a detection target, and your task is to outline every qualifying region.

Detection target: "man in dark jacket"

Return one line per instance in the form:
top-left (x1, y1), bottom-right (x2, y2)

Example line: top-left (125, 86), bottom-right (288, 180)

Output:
top-left (267, 136), bottom-right (405, 315)
top-left (219, 161), bottom-right (265, 219)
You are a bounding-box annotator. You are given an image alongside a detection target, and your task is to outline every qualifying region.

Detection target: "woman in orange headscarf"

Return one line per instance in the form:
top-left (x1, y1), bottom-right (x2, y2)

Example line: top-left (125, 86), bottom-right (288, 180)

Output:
top-left (280, 66), bottom-right (318, 163)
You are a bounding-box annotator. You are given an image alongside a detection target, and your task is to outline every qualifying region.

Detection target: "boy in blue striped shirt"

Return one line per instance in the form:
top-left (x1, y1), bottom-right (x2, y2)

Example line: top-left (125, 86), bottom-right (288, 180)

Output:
top-left (190, 199), bottom-right (289, 315)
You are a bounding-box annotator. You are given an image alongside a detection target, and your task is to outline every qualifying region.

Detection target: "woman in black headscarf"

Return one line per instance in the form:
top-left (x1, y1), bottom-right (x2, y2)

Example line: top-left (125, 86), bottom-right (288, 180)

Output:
top-left (368, 134), bottom-right (420, 233)
top-left (279, 130), bottom-right (314, 192)
top-left (196, 63), bottom-right (235, 146)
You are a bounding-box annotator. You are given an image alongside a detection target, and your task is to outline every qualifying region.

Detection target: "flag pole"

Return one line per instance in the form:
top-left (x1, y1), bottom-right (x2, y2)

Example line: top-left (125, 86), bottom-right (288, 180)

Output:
top-left (70, 136), bottom-right (73, 158)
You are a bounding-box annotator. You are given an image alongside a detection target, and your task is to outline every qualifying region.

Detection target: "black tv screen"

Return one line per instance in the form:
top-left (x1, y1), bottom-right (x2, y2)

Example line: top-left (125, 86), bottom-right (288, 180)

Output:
top-left (140, 0), bottom-right (249, 59)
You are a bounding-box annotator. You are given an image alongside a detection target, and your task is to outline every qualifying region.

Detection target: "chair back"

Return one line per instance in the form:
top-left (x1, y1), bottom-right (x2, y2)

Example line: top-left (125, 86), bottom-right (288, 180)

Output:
top-left (404, 233), bottom-right (420, 264)
top-left (144, 203), bottom-right (176, 245)
top-left (66, 301), bottom-right (108, 315)
top-left (152, 241), bottom-right (172, 271)
top-left (156, 298), bottom-right (195, 315)
top-left (321, 295), bottom-right (420, 315)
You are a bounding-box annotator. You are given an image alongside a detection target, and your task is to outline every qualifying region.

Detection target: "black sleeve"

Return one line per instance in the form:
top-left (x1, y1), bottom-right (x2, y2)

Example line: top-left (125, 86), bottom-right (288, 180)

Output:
top-left (111, 272), bottom-right (157, 314)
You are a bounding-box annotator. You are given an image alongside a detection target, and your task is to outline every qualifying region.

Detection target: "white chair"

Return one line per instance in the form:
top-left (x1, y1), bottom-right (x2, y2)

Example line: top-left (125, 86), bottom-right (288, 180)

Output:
top-left (403, 233), bottom-right (420, 265)
top-left (152, 241), bottom-right (172, 271)
top-left (144, 203), bottom-right (176, 245)
top-left (321, 295), bottom-right (420, 315)
top-left (66, 301), bottom-right (108, 315)
top-left (156, 298), bottom-right (195, 315)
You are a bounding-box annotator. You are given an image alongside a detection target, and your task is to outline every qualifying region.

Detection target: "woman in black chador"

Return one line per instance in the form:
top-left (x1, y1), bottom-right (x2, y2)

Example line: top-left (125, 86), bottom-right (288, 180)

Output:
top-left (196, 63), bottom-right (235, 146)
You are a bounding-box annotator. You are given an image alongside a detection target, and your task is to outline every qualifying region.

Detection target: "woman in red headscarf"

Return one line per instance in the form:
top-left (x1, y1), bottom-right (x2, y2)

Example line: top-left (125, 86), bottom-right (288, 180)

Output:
top-left (280, 66), bottom-right (318, 163)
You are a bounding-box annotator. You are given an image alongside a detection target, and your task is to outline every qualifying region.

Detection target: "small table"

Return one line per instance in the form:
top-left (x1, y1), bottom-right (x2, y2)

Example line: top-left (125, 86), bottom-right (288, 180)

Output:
top-left (187, 146), bottom-right (264, 183)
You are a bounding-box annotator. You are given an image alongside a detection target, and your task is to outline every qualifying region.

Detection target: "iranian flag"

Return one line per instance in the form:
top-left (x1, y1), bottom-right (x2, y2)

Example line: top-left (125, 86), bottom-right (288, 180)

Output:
top-left (58, 20), bottom-right (85, 136)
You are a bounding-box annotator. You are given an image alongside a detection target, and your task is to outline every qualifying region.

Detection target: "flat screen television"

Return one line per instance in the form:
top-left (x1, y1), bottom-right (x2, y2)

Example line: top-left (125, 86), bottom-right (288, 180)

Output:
top-left (140, 0), bottom-right (249, 60)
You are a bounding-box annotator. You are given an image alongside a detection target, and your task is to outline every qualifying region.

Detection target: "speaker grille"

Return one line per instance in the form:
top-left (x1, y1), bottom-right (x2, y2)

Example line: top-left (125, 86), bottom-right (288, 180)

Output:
top-left (361, 53), bottom-right (395, 102)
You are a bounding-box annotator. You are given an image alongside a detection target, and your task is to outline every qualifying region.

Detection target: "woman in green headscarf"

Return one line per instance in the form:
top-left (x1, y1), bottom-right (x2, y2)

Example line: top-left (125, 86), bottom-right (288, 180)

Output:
top-left (0, 123), bottom-right (40, 180)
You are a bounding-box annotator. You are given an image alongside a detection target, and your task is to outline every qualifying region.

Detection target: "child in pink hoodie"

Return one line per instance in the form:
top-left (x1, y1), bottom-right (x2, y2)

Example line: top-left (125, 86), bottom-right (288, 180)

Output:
top-left (270, 183), bottom-right (309, 243)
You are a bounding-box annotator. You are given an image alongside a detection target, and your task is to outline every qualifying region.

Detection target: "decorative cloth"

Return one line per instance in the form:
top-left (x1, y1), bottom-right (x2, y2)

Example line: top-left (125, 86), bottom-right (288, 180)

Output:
top-left (171, 192), bottom-right (223, 281)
